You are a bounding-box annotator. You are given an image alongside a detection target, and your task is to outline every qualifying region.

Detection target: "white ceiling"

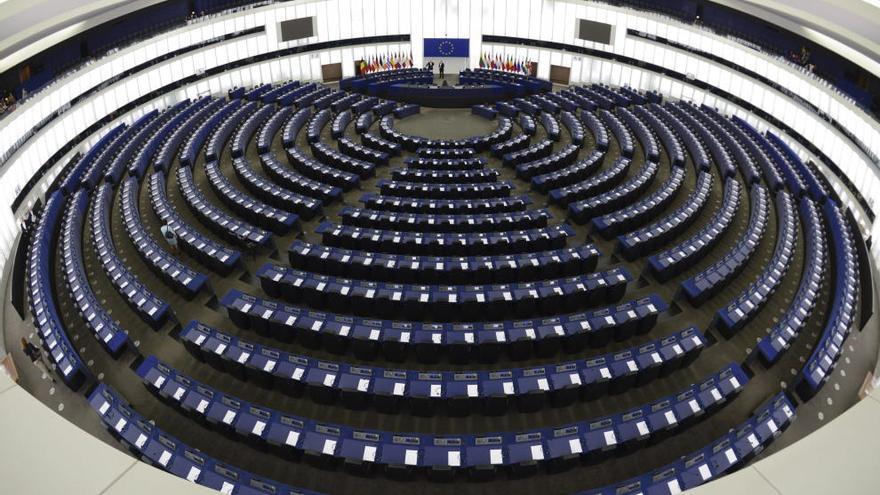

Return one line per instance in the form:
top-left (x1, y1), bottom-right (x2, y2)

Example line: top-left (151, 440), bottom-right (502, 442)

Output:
top-left (0, 0), bottom-right (878, 78)
top-left (0, 0), bottom-right (162, 73)
top-left (711, 0), bottom-right (880, 78)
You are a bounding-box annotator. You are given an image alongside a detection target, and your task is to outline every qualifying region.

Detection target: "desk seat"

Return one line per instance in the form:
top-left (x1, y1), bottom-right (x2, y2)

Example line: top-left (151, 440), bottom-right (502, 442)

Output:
top-left (88, 384), bottom-right (323, 495)
top-left (491, 133), bottom-right (531, 158)
top-left (176, 166), bottom-right (270, 247)
top-left (758, 198), bottom-right (825, 364)
top-left (181, 319), bottom-right (703, 415)
top-left (549, 157), bottom-right (630, 206)
top-left (338, 136), bottom-right (390, 165)
top-left (221, 288), bottom-right (669, 362)
top-left (28, 192), bottom-right (88, 388)
top-left (330, 109), bottom-right (352, 139)
top-left (377, 179), bottom-right (513, 200)
top-left (472, 104), bottom-right (497, 119)
top-left (231, 104), bottom-right (274, 158)
top-left (560, 111), bottom-right (585, 145)
top-left (533, 150), bottom-right (605, 193)
top-left (599, 110), bottom-right (634, 158)
top-left (281, 107), bottom-right (311, 147)
top-left (648, 179), bottom-right (740, 282)
top-left (310, 141), bottom-right (375, 178)
top-left (591, 164), bottom-right (687, 238)
top-left (515, 144), bottom-right (580, 180)
top-left (62, 191), bottom-right (129, 357)
top-left (569, 161), bottom-right (659, 224)
top-left (653, 104), bottom-right (710, 172)
top-left (798, 201), bottom-right (859, 399)
top-left (285, 146), bottom-right (359, 190)
top-left (338, 206), bottom-right (550, 233)
top-left (392, 168), bottom-right (499, 184)
top-left (361, 193), bottom-right (530, 214)
top-left (682, 185), bottom-right (768, 306)
top-left (539, 112), bottom-right (561, 141)
top-left (131, 355), bottom-right (739, 478)
top-left (715, 191), bottom-right (797, 338)
top-left (120, 178), bottom-right (207, 298)
top-left (255, 263), bottom-right (630, 319)
top-left (361, 132), bottom-right (402, 155)
top-left (668, 102), bottom-right (736, 178)
top-left (619, 171), bottom-right (712, 259)
top-left (402, 156), bottom-right (488, 170)
top-left (235, 155), bottom-right (327, 217)
top-left (578, 393), bottom-right (795, 494)
top-left (580, 111), bottom-right (609, 151)
top-left (149, 172), bottom-right (240, 274)
top-left (204, 160), bottom-right (297, 235)
top-left (287, 239), bottom-right (599, 284)
top-left (315, 221), bottom-right (573, 256)
top-left (502, 139), bottom-right (553, 168)
top-left (380, 115), bottom-right (513, 152)
top-left (315, 89), bottom-right (345, 110)
top-left (256, 106), bottom-right (292, 154)
top-left (92, 183), bottom-right (170, 328)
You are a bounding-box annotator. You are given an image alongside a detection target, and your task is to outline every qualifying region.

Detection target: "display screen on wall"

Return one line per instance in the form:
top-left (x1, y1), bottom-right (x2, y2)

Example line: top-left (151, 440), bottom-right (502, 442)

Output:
top-left (279, 17), bottom-right (315, 42)
top-left (576, 19), bottom-right (613, 44)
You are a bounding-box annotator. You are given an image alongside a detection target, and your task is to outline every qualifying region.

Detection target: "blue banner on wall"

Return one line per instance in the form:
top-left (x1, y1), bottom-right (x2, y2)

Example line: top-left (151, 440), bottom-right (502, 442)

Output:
top-left (423, 38), bottom-right (470, 57)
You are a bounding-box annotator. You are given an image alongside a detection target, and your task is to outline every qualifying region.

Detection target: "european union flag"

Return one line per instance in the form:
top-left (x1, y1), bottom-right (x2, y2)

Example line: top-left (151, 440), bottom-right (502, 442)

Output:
top-left (423, 38), bottom-right (470, 57)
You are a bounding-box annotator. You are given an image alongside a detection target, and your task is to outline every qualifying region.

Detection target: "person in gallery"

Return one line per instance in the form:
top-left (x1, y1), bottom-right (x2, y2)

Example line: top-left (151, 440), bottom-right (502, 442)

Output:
top-left (20, 338), bottom-right (55, 383)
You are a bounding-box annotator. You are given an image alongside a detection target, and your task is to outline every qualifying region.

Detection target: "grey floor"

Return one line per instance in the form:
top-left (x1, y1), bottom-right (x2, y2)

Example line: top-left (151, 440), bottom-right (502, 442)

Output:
top-left (4, 87), bottom-right (879, 495)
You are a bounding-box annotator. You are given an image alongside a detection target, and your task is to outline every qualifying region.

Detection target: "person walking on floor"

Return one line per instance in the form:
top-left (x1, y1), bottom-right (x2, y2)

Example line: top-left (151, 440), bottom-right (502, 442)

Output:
top-left (20, 338), bottom-right (55, 383)
top-left (439, 61), bottom-right (445, 79)
top-left (160, 222), bottom-right (179, 253)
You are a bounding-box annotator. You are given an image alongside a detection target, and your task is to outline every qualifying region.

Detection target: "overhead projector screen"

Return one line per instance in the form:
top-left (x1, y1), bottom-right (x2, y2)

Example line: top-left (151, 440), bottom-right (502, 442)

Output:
top-left (279, 17), bottom-right (315, 42)
top-left (576, 19), bottom-right (613, 44)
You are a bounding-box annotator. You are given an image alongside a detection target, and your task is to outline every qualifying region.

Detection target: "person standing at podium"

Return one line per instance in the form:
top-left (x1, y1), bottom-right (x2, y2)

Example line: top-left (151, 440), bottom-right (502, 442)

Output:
top-left (439, 61), bottom-right (445, 79)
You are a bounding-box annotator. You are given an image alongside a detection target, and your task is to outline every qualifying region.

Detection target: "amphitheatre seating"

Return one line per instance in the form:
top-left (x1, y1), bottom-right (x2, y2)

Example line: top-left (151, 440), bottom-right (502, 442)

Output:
top-left (92, 183), bottom-right (170, 328)
top-left (179, 318), bottom-right (700, 413)
top-left (236, 155), bottom-right (328, 215)
top-left (287, 239), bottom-right (600, 284)
top-left (221, 289), bottom-right (672, 362)
top-left (19, 72), bottom-right (867, 495)
top-left (338, 206), bottom-right (550, 233)
top-left (28, 192), bottom-right (89, 388)
top-left (681, 185), bottom-right (769, 305)
top-left (204, 159), bottom-right (297, 235)
top-left (255, 263), bottom-right (630, 320)
top-left (314, 222), bottom-right (575, 256)
top-left (149, 172), bottom-right (241, 275)
top-left (176, 165), bottom-right (271, 248)
top-left (120, 177), bottom-right (208, 298)
top-left (360, 193), bottom-right (531, 214)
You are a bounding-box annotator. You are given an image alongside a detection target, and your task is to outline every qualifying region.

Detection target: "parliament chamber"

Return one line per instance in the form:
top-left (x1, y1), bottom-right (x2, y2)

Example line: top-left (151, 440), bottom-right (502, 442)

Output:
top-left (1, 1), bottom-right (880, 494)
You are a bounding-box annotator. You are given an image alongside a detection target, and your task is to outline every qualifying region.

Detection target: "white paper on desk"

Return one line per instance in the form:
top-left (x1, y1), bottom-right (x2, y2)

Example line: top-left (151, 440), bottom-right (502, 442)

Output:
top-left (405, 449), bottom-right (418, 466)
top-left (222, 410), bottom-right (236, 425)
top-left (186, 466), bottom-right (201, 482)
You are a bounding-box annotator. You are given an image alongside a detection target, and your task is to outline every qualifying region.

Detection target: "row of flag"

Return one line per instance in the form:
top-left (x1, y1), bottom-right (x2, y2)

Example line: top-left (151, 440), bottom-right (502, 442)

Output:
top-left (479, 53), bottom-right (531, 74)
top-left (359, 52), bottom-right (414, 74)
